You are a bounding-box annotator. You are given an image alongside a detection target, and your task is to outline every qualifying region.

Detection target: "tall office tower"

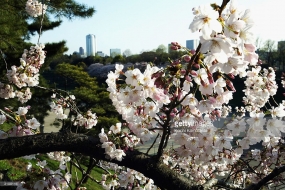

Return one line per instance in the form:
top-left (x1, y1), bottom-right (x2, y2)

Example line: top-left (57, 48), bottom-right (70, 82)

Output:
top-left (186, 39), bottom-right (199, 50)
top-left (79, 47), bottom-right (84, 56)
top-left (86, 34), bottom-right (96, 56)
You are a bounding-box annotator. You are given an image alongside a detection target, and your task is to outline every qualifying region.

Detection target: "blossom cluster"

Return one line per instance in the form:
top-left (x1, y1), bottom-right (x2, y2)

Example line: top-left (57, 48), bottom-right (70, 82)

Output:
top-left (0, 106), bottom-right (42, 139)
top-left (3, 44), bottom-right (46, 103)
top-left (17, 154), bottom-right (71, 190)
top-left (50, 93), bottom-right (98, 129)
top-left (243, 66), bottom-right (278, 111)
top-left (99, 0), bottom-right (285, 188)
top-left (162, 115), bottom-right (285, 185)
top-left (99, 162), bottom-right (158, 190)
top-left (106, 64), bottom-right (169, 142)
top-left (73, 110), bottom-right (98, 129)
top-left (8, 44), bottom-right (46, 87)
top-left (25, 0), bottom-right (48, 17)
top-left (99, 124), bottom-right (140, 161)
top-left (47, 151), bottom-right (71, 170)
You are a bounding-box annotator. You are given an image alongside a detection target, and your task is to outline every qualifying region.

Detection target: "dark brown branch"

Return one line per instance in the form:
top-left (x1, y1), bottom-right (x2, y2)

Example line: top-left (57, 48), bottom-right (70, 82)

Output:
top-left (246, 166), bottom-right (285, 190)
top-left (81, 156), bottom-right (95, 184)
top-left (70, 160), bottom-right (100, 184)
top-left (0, 132), bottom-right (202, 190)
top-left (219, 0), bottom-right (230, 16)
top-left (0, 132), bottom-right (259, 189)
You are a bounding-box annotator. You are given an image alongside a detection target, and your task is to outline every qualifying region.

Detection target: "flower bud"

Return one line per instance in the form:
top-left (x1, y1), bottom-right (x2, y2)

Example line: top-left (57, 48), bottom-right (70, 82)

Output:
top-left (172, 60), bottom-right (180, 65)
top-left (227, 73), bottom-right (235, 79)
top-left (226, 80), bottom-right (236, 92)
top-left (193, 63), bottom-right (200, 69)
top-left (190, 49), bottom-right (196, 55)
top-left (171, 42), bottom-right (178, 46)
top-left (179, 109), bottom-right (186, 117)
top-left (190, 70), bottom-right (198, 77)
top-left (185, 75), bottom-right (192, 82)
top-left (184, 55), bottom-right (191, 62)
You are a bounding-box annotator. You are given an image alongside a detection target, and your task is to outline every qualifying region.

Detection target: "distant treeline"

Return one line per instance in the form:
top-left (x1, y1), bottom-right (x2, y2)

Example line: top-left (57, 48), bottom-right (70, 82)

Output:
top-left (49, 50), bottom-right (187, 69)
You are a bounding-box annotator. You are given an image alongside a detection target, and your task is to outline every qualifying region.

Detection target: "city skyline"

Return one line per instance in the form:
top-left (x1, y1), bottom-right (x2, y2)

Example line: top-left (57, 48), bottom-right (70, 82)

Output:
top-left (30, 0), bottom-right (285, 56)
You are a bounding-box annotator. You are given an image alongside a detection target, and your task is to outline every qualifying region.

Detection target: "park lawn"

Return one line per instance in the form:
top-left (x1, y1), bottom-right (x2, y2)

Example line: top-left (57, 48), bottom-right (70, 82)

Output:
top-left (0, 154), bottom-right (105, 190)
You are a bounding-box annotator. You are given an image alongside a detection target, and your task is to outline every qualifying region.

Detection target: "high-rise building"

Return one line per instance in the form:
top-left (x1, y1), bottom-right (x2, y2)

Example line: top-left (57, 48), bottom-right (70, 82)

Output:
top-left (110, 49), bottom-right (121, 57)
top-left (86, 34), bottom-right (96, 56)
top-left (186, 39), bottom-right (199, 50)
top-left (79, 47), bottom-right (84, 56)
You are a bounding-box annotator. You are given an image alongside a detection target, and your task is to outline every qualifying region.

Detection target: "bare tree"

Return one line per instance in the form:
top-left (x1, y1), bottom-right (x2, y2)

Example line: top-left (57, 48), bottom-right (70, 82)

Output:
top-left (260, 39), bottom-right (276, 66)
top-left (255, 37), bottom-right (263, 50)
top-left (123, 49), bottom-right (132, 57)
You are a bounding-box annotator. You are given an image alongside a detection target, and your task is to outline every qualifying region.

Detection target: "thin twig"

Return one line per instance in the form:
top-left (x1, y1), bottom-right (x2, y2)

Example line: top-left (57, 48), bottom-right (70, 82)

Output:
top-left (146, 133), bottom-right (160, 155)
top-left (37, 0), bottom-right (45, 44)
top-left (0, 49), bottom-right (8, 72)
top-left (96, 160), bottom-right (111, 175)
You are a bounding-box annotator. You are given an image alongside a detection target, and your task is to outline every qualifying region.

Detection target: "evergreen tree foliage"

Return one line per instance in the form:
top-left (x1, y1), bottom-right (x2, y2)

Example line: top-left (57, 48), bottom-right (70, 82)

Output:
top-left (54, 63), bottom-right (119, 133)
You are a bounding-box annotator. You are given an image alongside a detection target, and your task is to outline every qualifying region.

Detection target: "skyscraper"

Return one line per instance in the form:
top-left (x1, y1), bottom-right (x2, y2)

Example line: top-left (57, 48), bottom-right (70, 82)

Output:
top-left (186, 39), bottom-right (199, 51)
top-left (86, 34), bottom-right (96, 56)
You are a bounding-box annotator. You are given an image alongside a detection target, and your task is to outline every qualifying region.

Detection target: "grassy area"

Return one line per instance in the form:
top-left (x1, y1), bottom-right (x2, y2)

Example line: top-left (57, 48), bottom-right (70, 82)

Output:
top-left (0, 123), bottom-right (14, 132)
top-left (0, 158), bottom-right (29, 181)
top-left (68, 162), bottom-right (105, 190)
top-left (0, 154), bottom-right (105, 190)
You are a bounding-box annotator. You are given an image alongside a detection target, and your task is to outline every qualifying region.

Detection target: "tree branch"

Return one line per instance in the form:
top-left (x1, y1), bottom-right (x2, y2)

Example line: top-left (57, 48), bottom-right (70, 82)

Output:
top-left (219, 0), bottom-right (230, 15)
top-left (0, 132), bottom-right (202, 190)
top-left (246, 166), bottom-right (285, 190)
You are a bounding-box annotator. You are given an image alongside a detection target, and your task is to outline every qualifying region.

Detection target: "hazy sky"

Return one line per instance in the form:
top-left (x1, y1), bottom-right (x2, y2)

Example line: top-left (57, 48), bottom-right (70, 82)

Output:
top-left (31, 0), bottom-right (285, 56)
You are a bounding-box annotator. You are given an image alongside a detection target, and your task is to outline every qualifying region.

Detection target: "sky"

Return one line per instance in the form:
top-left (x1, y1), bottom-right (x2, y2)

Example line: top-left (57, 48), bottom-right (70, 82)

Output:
top-left (30, 0), bottom-right (285, 56)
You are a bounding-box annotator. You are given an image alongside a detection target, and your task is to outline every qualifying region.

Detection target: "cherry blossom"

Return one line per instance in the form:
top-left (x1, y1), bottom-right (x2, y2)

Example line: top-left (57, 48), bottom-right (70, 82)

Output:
top-left (189, 4), bottom-right (222, 38)
top-left (33, 180), bottom-right (48, 190)
top-left (26, 0), bottom-right (47, 17)
top-left (0, 114), bottom-right (6, 124)
top-left (110, 123), bottom-right (122, 134)
top-left (26, 118), bottom-right (40, 129)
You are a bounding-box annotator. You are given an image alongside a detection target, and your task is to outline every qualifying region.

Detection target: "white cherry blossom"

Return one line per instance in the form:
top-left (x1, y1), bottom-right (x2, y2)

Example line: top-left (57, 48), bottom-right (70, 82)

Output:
top-left (189, 4), bottom-right (222, 38)
top-left (26, 118), bottom-right (40, 129)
